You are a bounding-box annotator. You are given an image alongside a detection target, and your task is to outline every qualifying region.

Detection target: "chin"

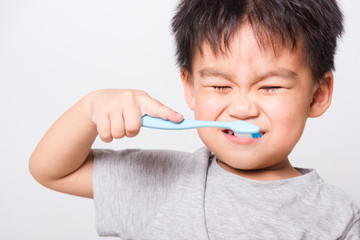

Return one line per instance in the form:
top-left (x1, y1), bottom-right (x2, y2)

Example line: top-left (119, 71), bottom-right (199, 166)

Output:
top-left (223, 160), bottom-right (266, 171)
top-left (216, 151), bottom-right (290, 171)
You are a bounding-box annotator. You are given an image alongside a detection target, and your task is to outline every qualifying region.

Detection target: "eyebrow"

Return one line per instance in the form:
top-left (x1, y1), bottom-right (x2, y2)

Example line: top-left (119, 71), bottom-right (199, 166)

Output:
top-left (258, 68), bottom-right (298, 81)
top-left (199, 68), bottom-right (233, 81)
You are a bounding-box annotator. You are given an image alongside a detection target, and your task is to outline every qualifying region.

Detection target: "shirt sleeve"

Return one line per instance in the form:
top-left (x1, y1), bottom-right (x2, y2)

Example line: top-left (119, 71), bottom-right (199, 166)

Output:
top-left (92, 148), bottom-right (191, 239)
top-left (343, 218), bottom-right (360, 240)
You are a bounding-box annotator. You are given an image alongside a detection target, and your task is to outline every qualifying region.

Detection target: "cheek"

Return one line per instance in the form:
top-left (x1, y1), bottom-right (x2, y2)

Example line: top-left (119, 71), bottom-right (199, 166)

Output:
top-left (194, 93), bottom-right (227, 120)
top-left (197, 127), bottom-right (215, 145)
top-left (265, 97), bottom-right (308, 144)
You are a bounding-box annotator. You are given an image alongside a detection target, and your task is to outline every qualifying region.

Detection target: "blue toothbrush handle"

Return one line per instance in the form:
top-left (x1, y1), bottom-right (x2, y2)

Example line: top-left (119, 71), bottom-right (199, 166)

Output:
top-left (141, 116), bottom-right (261, 138)
top-left (141, 115), bottom-right (248, 130)
top-left (141, 115), bottom-right (201, 130)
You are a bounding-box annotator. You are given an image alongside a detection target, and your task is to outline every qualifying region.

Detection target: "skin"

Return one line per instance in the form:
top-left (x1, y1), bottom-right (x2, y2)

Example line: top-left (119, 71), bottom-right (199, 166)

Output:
top-left (29, 89), bottom-right (183, 198)
top-left (29, 24), bottom-right (333, 198)
top-left (181, 24), bottom-right (333, 181)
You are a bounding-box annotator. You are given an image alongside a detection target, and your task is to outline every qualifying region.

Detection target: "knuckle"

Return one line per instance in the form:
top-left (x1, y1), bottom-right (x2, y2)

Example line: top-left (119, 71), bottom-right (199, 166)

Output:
top-left (99, 132), bottom-right (113, 142)
top-left (108, 98), bottom-right (121, 111)
top-left (98, 107), bottom-right (110, 119)
top-left (126, 126), bottom-right (140, 137)
top-left (123, 90), bottom-right (141, 101)
top-left (118, 90), bottom-right (142, 108)
top-left (121, 90), bottom-right (133, 100)
top-left (134, 89), bottom-right (148, 97)
top-left (97, 124), bottom-right (112, 142)
top-left (112, 129), bottom-right (125, 139)
top-left (125, 120), bottom-right (141, 136)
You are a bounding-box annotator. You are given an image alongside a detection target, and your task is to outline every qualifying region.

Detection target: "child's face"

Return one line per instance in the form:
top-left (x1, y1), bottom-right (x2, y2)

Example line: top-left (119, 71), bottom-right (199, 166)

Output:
top-left (182, 24), bottom-right (332, 177)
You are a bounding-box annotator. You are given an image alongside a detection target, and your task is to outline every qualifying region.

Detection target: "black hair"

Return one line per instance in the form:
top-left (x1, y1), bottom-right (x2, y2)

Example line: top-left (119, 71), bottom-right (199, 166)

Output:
top-left (172, 0), bottom-right (344, 81)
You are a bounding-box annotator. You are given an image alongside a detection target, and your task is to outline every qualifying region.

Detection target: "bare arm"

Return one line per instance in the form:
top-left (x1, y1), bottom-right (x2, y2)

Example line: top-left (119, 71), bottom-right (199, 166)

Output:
top-left (29, 89), bottom-right (183, 198)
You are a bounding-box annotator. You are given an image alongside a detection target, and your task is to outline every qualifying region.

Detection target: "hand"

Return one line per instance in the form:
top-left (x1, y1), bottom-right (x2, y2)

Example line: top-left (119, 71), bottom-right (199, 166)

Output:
top-left (86, 89), bottom-right (183, 142)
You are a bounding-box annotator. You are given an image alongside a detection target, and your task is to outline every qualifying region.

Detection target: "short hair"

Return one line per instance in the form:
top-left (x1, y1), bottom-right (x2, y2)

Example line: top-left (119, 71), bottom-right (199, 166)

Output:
top-left (172, 0), bottom-right (344, 81)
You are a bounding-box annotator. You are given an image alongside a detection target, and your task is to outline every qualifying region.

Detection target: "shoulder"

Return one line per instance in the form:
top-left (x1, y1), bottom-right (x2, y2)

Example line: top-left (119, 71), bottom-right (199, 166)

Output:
top-left (316, 181), bottom-right (359, 212)
top-left (297, 168), bottom-right (358, 211)
top-left (292, 168), bottom-right (360, 237)
top-left (314, 178), bottom-right (360, 237)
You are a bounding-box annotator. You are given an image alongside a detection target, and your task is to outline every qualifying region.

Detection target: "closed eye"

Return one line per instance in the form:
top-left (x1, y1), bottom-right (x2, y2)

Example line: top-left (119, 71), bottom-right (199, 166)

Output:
top-left (213, 86), bottom-right (231, 91)
top-left (260, 86), bottom-right (282, 92)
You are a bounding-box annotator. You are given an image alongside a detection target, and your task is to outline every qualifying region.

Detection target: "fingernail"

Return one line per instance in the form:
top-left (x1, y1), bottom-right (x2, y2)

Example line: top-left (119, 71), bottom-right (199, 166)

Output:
top-left (175, 112), bottom-right (184, 121)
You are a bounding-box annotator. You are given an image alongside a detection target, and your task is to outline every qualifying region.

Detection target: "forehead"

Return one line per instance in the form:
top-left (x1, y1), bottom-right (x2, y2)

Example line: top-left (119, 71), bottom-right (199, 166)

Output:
top-left (192, 24), bottom-right (307, 73)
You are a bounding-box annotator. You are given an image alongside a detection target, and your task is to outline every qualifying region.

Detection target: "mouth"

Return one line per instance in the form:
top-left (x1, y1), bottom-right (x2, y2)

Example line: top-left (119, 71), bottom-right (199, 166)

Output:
top-left (223, 129), bottom-right (253, 138)
top-left (222, 129), bottom-right (264, 142)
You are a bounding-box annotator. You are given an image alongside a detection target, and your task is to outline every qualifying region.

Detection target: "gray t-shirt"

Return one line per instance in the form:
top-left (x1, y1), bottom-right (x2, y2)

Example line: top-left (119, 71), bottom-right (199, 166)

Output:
top-left (93, 147), bottom-right (360, 239)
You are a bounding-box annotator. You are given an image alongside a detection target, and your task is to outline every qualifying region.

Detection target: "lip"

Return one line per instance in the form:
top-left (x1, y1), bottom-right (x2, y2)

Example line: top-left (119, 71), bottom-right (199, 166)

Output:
top-left (222, 129), bottom-right (264, 145)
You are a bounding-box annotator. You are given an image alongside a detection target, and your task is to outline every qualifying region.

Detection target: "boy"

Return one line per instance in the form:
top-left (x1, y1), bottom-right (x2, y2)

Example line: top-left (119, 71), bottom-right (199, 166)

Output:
top-left (29, 0), bottom-right (360, 239)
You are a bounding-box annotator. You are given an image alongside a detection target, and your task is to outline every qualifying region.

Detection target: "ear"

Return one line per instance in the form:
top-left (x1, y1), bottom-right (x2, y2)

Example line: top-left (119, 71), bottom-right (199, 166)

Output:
top-left (180, 68), bottom-right (195, 111)
top-left (308, 71), bottom-right (334, 118)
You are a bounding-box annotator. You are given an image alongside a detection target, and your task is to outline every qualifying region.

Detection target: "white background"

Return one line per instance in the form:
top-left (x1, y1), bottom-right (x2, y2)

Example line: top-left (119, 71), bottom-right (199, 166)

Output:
top-left (0, 0), bottom-right (359, 239)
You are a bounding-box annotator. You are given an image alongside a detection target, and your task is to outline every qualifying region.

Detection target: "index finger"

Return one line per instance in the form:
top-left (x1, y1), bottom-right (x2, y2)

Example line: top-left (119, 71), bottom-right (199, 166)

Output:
top-left (140, 97), bottom-right (183, 123)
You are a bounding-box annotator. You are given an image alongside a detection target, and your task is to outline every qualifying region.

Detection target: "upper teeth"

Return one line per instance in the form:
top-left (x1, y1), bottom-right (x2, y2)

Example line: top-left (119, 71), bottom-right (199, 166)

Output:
top-left (225, 129), bottom-right (235, 135)
top-left (224, 129), bottom-right (252, 139)
top-left (234, 133), bottom-right (252, 139)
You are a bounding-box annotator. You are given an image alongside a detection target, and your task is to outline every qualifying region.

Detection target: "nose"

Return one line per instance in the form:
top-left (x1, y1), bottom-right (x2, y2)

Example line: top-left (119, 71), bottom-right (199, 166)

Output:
top-left (226, 93), bottom-right (260, 120)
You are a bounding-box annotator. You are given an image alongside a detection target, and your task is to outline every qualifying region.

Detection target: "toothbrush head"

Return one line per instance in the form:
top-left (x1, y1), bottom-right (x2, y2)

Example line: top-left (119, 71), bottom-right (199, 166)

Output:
top-left (251, 132), bottom-right (262, 139)
top-left (228, 120), bottom-right (262, 139)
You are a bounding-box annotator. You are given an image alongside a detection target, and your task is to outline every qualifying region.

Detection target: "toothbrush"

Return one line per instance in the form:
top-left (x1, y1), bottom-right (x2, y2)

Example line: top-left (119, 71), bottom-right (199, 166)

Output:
top-left (141, 115), bottom-right (262, 139)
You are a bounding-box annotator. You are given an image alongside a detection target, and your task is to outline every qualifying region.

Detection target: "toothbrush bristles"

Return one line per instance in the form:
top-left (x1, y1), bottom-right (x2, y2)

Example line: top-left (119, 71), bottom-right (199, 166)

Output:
top-left (251, 132), bottom-right (262, 139)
